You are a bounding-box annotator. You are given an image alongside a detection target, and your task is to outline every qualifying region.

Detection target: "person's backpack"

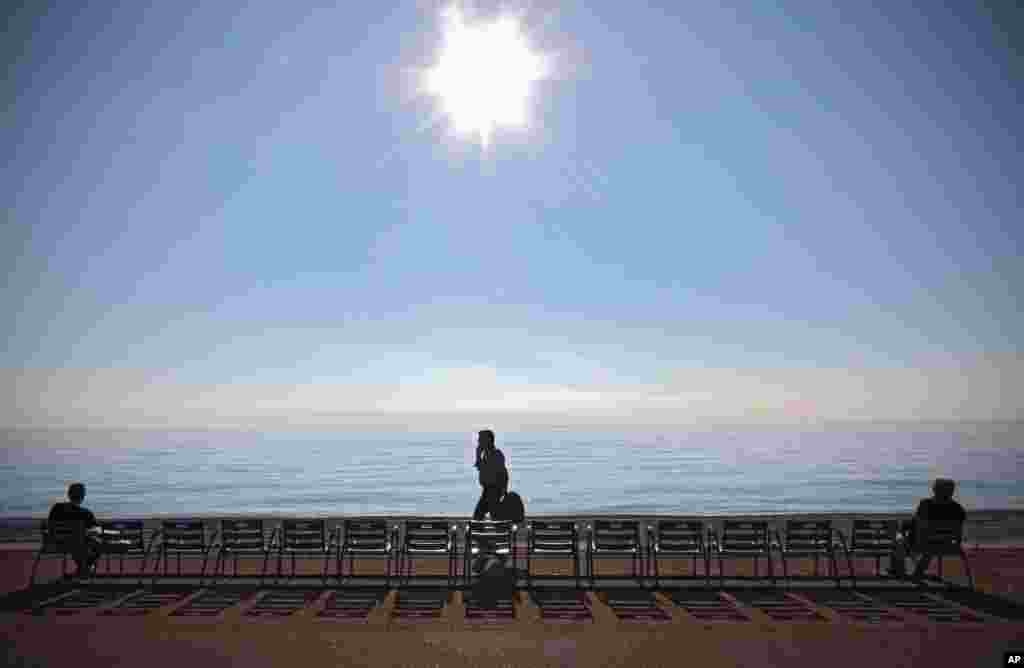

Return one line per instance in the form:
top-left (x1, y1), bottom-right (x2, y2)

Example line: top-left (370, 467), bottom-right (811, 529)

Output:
top-left (495, 491), bottom-right (525, 523)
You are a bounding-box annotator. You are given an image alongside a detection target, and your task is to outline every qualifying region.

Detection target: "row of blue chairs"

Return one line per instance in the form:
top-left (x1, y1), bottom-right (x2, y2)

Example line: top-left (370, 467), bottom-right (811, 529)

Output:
top-left (30, 516), bottom-right (972, 589)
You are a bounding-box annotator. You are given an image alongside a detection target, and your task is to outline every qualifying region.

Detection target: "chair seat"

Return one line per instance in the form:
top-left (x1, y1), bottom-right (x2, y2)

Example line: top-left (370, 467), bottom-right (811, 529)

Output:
top-left (406, 546), bottom-right (451, 554)
top-left (591, 546), bottom-right (637, 554)
top-left (221, 545), bottom-right (269, 553)
top-left (470, 545), bottom-right (511, 555)
top-left (103, 541), bottom-right (145, 553)
top-left (162, 543), bottom-right (208, 551)
top-left (345, 544), bottom-right (392, 554)
top-left (532, 545), bottom-right (575, 554)
top-left (655, 544), bottom-right (703, 554)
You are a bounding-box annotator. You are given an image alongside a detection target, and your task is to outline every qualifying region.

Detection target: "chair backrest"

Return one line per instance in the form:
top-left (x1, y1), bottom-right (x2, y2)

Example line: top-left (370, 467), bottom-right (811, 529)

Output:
top-left (591, 519), bottom-right (640, 551)
top-left (719, 520), bottom-right (770, 552)
top-left (280, 519), bottom-right (327, 551)
top-left (343, 519), bottom-right (391, 551)
top-left (914, 519), bottom-right (964, 555)
top-left (161, 520), bottom-right (207, 550)
top-left (403, 519), bottom-right (454, 552)
top-left (101, 519), bottom-right (146, 552)
top-left (654, 519), bottom-right (706, 553)
top-left (41, 520), bottom-right (87, 552)
top-left (783, 519), bottom-right (832, 551)
top-left (466, 520), bottom-right (515, 554)
top-left (849, 519), bottom-right (898, 552)
top-left (528, 520), bottom-right (578, 553)
top-left (220, 518), bottom-right (265, 551)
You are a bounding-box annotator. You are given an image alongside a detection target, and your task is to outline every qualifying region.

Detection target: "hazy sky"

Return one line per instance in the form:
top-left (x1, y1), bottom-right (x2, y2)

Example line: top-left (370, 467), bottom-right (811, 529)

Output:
top-left (3, 1), bottom-right (1021, 428)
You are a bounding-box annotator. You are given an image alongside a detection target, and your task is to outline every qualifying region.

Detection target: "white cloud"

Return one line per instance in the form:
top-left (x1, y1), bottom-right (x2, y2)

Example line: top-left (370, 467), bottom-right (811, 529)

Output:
top-left (1, 356), bottom-right (1021, 429)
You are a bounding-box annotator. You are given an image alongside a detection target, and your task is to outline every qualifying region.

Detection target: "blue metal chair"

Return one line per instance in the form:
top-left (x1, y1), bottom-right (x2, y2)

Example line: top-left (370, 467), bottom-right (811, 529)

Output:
top-left (463, 520), bottom-right (518, 587)
top-left (525, 520), bottom-right (581, 589)
top-left (398, 518), bottom-right (457, 586)
top-left (29, 520), bottom-right (90, 586)
top-left (585, 519), bottom-right (643, 587)
top-left (339, 518), bottom-right (398, 587)
top-left (151, 519), bottom-right (218, 585)
top-left (773, 519), bottom-right (844, 586)
top-left (709, 520), bottom-right (775, 586)
top-left (647, 519), bottom-right (710, 587)
top-left (211, 518), bottom-right (276, 584)
top-left (274, 518), bottom-right (339, 584)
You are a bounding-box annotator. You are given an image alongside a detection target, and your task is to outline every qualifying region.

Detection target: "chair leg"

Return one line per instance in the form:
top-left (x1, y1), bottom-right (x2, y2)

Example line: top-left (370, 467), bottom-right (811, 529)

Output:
top-left (959, 549), bottom-right (974, 589)
top-left (767, 553), bottom-right (775, 585)
top-left (780, 554), bottom-right (789, 586)
top-left (29, 551), bottom-right (44, 588)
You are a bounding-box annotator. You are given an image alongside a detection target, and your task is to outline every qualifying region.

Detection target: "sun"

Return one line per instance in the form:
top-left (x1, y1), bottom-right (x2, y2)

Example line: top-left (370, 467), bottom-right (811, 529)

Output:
top-left (424, 6), bottom-right (548, 146)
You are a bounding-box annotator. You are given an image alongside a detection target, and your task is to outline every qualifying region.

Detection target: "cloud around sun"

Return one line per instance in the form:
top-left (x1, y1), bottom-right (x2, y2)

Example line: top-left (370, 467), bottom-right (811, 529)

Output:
top-left (423, 6), bottom-right (549, 146)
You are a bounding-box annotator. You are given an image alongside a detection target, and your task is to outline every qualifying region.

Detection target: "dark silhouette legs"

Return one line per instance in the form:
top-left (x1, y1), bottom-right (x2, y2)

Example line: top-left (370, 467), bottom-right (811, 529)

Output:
top-left (473, 485), bottom-right (504, 520)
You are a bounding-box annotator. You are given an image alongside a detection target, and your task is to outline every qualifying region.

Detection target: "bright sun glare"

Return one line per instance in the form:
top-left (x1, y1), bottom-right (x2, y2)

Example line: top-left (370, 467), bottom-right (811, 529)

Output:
top-left (424, 6), bottom-right (547, 146)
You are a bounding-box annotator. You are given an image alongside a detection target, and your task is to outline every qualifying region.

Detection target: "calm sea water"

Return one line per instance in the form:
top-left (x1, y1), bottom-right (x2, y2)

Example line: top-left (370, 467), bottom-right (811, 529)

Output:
top-left (1, 424), bottom-right (1022, 517)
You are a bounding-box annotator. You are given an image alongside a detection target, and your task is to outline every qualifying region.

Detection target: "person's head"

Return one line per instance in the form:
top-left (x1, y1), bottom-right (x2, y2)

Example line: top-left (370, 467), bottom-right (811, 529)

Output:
top-left (932, 478), bottom-right (956, 502)
top-left (67, 482), bottom-right (86, 505)
top-left (478, 429), bottom-right (495, 451)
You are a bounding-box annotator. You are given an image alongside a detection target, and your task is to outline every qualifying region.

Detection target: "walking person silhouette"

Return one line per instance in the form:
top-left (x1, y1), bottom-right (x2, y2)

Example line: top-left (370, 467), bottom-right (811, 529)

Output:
top-left (472, 429), bottom-right (508, 520)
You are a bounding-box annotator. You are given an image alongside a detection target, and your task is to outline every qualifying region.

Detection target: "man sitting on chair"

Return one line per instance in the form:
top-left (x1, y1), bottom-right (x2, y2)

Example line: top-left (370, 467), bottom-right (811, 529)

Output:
top-left (47, 482), bottom-right (101, 577)
top-left (890, 478), bottom-right (966, 578)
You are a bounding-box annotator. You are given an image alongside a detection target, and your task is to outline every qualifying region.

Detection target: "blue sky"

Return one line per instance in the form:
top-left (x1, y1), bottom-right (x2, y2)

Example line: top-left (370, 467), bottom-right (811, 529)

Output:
top-left (2, 1), bottom-right (1021, 427)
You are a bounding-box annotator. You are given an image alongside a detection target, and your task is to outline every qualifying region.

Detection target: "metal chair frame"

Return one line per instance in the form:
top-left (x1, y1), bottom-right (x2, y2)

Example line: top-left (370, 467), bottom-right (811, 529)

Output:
top-left (398, 518), bottom-right (457, 586)
top-left (773, 519), bottom-right (845, 586)
top-left (151, 520), bottom-right (218, 586)
top-left (525, 520), bottom-right (581, 589)
top-left (211, 518), bottom-right (277, 585)
top-left (338, 518), bottom-right (398, 587)
top-left (910, 518), bottom-right (973, 588)
top-left (29, 520), bottom-right (91, 587)
top-left (274, 518), bottom-right (339, 584)
top-left (842, 518), bottom-right (899, 585)
top-left (585, 519), bottom-right (643, 587)
top-left (710, 520), bottom-right (775, 586)
top-left (97, 519), bottom-right (157, 583)
top-left (646, 519), bottom-right (710, 587)
top-left (463, 520), bottom-right (518, 587)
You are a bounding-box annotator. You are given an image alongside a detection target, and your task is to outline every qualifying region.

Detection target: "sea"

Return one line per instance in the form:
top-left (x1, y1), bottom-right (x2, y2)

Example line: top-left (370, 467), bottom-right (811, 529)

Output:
top-left (1, 423), bottom-right (1022, 517)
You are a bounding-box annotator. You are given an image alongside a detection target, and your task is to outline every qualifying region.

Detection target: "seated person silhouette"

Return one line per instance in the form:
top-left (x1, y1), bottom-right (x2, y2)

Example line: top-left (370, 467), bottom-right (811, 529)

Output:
top-left (889, 478), bottom-right (966, 577)
top-left (473, 429), bottom-right (509, 521)
top-left (47, 482), bottom-right (101, 578)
